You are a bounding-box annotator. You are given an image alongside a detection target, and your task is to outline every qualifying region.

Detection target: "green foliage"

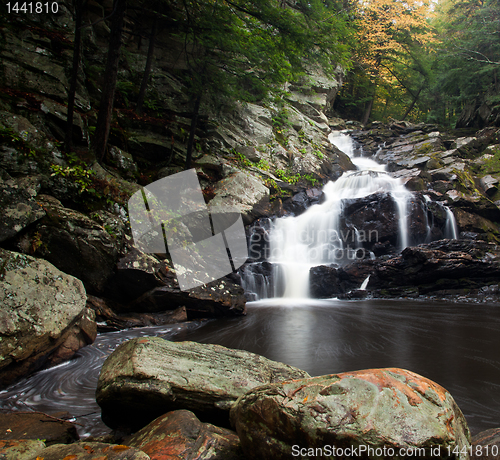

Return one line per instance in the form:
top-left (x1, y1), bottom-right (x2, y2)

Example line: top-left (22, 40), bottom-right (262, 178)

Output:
top-left (169, 0), bottom-right (354, 107)
top-left (276, 168), bottom-right (300, 184)
top-left (50, 164), bottom-right (94, 193)
top-left (272, 107), bottom-right (292, 147)
top-left (313, 150), bottom-right (324, 159)
top-left (0, 126), bottom-right (38, 158)
top-left (255, 159), bottom-right (270, 171)
top-left (422, 0), bottom-right (500, 126)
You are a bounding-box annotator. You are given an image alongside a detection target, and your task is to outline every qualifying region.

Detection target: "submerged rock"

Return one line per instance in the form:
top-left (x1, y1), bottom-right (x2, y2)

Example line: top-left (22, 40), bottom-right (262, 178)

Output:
top-left (230, 368), bottom-right (471, 460)
top-left (471, 428), bottom-right (500, 460)
top-left (96, 336), bottom-right (310, 431)
top-left (0, 248), bottom-right (93, 388)
top-left (27, 442), bottom-right (150, 460)
top-left (127, 410), bottom-right (244, 460)
top-left (0, 412), bottom-right (78, 446)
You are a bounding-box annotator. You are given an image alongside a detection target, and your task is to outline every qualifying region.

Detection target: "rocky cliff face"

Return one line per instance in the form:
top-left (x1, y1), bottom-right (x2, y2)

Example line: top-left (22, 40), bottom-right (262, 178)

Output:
top-left (0, 1), bottom-right (349, 384)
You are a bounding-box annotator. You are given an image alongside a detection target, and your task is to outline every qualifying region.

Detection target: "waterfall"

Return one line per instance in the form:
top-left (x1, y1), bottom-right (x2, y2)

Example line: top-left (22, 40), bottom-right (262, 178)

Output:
top-left (268, 132), bottom-right (411, 299)
top-left (241, 131), bottom-right (460, 301)
top-left (444, 206), bottom-right (459, 239)
top-left (360, 275), bottom-right (371, 290)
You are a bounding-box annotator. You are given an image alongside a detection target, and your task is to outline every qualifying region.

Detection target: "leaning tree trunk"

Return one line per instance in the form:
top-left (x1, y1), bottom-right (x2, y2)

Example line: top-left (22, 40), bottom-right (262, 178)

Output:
top-left (92, 0), bottom-right (127, 161)
top-left (136, 16), bottom-right (157, 115)
top-left (401, 86), bottom-right (423, 121)
top-left (185, 93), bottom-right (202, 170)
top-left (65, 0), bottom-right (84, 153)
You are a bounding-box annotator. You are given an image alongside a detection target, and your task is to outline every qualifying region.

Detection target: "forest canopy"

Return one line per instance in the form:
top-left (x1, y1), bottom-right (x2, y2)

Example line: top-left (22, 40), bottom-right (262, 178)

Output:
top-left (70, 0), bottom-right (500, 162)
top-left (337, 0), bottom-right (500, 127)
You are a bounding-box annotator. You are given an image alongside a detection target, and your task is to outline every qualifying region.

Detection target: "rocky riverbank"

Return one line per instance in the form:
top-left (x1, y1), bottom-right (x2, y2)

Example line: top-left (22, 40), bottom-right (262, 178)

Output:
top-left (3, 336), bottom-right (500, 459)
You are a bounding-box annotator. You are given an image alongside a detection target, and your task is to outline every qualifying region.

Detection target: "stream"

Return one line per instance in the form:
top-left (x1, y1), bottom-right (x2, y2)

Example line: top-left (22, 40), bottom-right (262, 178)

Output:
top-left (1, 299), bottom-right (500, 438)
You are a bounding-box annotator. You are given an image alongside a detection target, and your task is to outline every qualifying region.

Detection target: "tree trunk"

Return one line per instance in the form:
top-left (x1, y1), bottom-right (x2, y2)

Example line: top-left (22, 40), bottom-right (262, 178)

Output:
top-left (135, 16), bottom-right (157, 115)
top-left (361, 95), bottom-right (374, 126)
top-left (65, 0), bottom-right (84, 153)
top-left (92, 0), bottom-right (127, 161)
top-left (185, 93), bottom-right (202, 170)
top-left (401, 86), bottom-right (423, 121)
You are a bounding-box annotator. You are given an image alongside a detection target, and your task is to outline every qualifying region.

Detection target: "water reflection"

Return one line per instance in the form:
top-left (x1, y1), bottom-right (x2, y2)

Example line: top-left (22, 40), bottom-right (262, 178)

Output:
top-left (180, 299), bottom-right (500, 435)
top-left (0, 299), bottom-right (499, 437)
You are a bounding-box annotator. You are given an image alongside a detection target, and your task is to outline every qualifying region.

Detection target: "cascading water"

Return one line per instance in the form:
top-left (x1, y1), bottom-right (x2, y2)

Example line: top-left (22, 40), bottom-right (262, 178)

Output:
top-left (268, 132), bottom-right (411, 299)
top-left (241, 131), bottom-right (460, 300)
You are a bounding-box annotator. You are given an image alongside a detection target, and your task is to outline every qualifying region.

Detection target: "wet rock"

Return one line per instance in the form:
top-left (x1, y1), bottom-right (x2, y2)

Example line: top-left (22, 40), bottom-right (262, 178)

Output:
top-left (480, 175), bottom-right (499, 196)
top-left (453, 208), bottom-right (499, 238)
top-left (0, 412), bottom-right (78, 445)
top-left (471, 428), bottom-right (500, 459)
top-left (127, 410), bottom-right (244, 460)
top-left (0, 249), bottom-right (91, 388)
top-left (96, 336), bottom-right (310, 431)
top-left (125, 276), bottom-right (247, 318)
top-left (107, 145), bottom-right (139, 179)
top-left (18, 195), bottom-right (124, 294)
top-left (28, 442), bottom-right (150, 460)
top-left (87, 295), bottom-right (187, 332)
top-left (0, 439), bottom-right (46, 460)
top-left (0, 175), bottom-right (45, 242)
top-left (47, 307), bottom-right (97, 365)
top-left (230, 368), bottom-right (471, 460)
top-left (311, 240), bottom-right (500, 299)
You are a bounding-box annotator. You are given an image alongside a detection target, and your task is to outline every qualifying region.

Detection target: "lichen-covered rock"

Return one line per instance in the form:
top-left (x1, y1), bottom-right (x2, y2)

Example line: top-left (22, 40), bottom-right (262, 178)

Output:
top-left (0, 439), bottom-right (46, 460)
top-left (127, 410), bottom-right (244, 460)
top-left (209, 170), bottom-right (270, 225)
top-left (96, 336), bottom-right (310, 431)
top-left (0, 248), bottom-right (90, 388)
top-left (0, 175), bottom-right (45, 242)
top-left (230, 368), bottom-right (471, 460)
top-left (26, 442), bottom-right (150, 460)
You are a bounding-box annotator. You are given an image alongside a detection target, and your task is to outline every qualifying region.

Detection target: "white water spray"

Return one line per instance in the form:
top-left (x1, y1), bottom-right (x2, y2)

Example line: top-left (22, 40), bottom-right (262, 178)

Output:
top-left (269, 131), bottom-right (411, 299)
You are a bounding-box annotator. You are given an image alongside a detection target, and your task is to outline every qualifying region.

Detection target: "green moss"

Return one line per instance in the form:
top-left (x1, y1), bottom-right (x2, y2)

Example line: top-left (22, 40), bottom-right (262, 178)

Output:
top-left (414, 142), bottom-right (432, 156)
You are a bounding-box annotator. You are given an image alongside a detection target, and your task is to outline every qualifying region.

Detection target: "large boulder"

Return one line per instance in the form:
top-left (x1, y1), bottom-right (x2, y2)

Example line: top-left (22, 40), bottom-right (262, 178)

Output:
top-left (96, 336), bottom-right (310, 431)
top-left (230, 368), bottom-right (471, 460)
top-left (0, 248), bottom-right (92, 388)
top-left (127, 410), bottom-right (244, 460)
top-left (209, 170), bottom-right (270, 225)
top-left (17, 195), bottom-right (124, 294)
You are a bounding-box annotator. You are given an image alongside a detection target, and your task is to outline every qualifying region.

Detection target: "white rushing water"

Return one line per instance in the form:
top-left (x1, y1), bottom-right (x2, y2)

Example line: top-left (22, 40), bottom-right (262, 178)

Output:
top-left (269, 131), bottom-right (412, 299)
